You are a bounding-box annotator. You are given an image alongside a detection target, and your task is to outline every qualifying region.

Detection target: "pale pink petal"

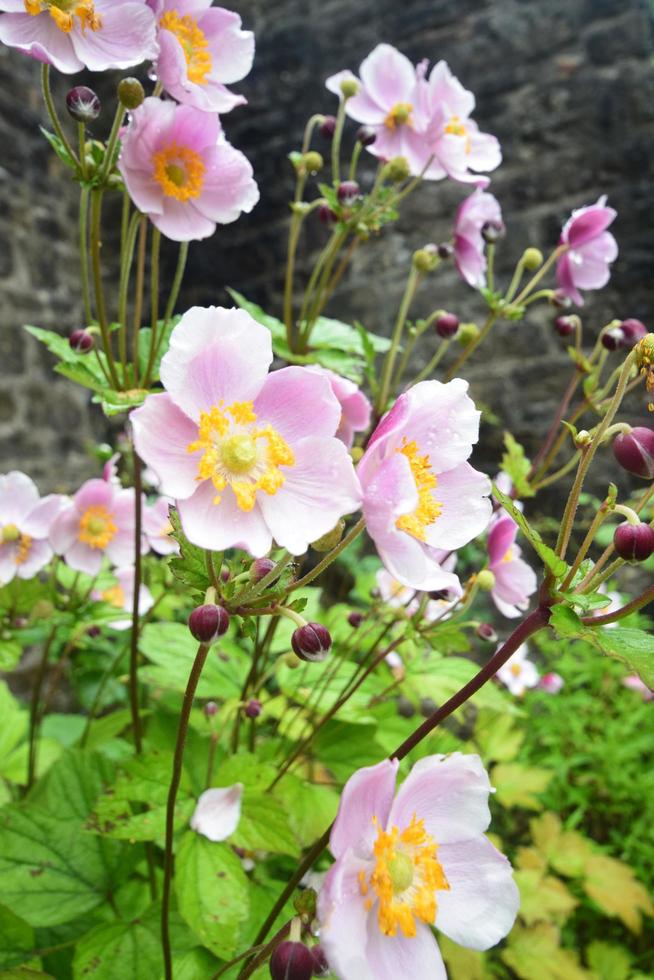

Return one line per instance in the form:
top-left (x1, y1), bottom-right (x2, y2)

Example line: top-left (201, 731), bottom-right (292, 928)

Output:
top-left (199, 7), bottom-right (254, 84)
top-left (153, 198), bottom-right (216, 242)
top-left (467, 129), bottom-right (502, 173)
top-left (359, 43), bottom-right (416, 109)
top-left (0, 471), bottom-right (40, 524)
top-left (366, 922), bottom-right (446, 980)
top-left (253, 367), bottom-right (341, 443)
top-left (564, 199), bottom-right (616, 247)
top-left (64, 540), bottom-right (103, 576)
top-left (423, 462), bottom-right (492, 551)
top-left (428, 61), bottom-right (475, 118)
top-left (130, 393), bottom-right (200, 500)
top-left (556, 254), bottom-right (584, 306)
top-left (190, 784), bottom-right (243, 842)
top-left (0, 547), bottom-right (17, 585)
top-left (492, 556), bottom-right (537, 618)
top-left (115, 567), bottom-right (154, 618)
top-left (0, 12), bottom-right (83, 72)
top-left (105, 528), bottom-right (137, 569)
top-left (71, 1), bottom-right (157, 71)
top-left (73, 479), bottom-right (114, 514)
top-left (330, 759), bottom-right (398, 860)
top-left (16, 539), bottom-right (52, 579)
top-left (49, 502), bottom-right (79, 555)
top-left (177, 480), bottom-right (272, 557)
top-left (196, 142), bottom-right (259, 224)
top-left (22, 494), bottom-right (66, 538)
top-left (488, 515), bottom-right (517, 567)
top-left (318, 855), bottom-right (375, 980)
top-left (436, 835), bottom-right (519, 950)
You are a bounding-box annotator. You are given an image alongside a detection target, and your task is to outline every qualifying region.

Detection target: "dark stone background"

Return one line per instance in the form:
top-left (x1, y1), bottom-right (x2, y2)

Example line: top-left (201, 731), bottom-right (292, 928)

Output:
top-left (1, 0), bottom-right (653, 493)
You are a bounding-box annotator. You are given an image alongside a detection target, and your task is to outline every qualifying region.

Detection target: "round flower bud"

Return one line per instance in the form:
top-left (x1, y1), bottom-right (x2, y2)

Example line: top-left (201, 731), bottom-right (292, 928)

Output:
top-left (188, 604), bottom-right (229, 643)
top-left (554, 315), bottom-right (576, 337)
top-left (481, 221), bottom-right (504, 244)
top-left (311, 520), bottom-right (345, 553)
top-left (476, 623), bottom-right (498, 643)
top-left (420, 697), bottom-right (437, 717)
top-left (86, 625), bottom-right (101, 638)
top-left (310, 945), bottom-right (330, 977)
top-left (340, 78), bottom-right (359, 98)
top-left (347, 611), bottom-right (364, 629)
top-left (69, 329), bottom-right (94, 353)
top-left (601, 326), bottom-right (625, 351)
top-left (270, 941), bottom-right (315, 980)
top-left (437, 242), bottom-right (454, 259)
top-left (318, 204), bottom-right (337, 226)
top-left (613, 427), bottom-right (654, 479)
top-left (457, 322), bottom-right (480, 347)
top-left (435, 312), bottom-right (460, 339)
top-left (220, 566), bottom-right (231, 583)
top-left (245, 698), bottom-right (262, 719)
top-left (319, 115), bottom-right (337, 139)
top-left (204, 701), bottom-right (219, 718)
top-left (613, 522), bottom-right (654, 562)
top-left (412, 247), bottom-right (439, 273)
top-left (303, 151), bottom-right (324, 175)
top-left (620, 318), bottom-right (648, 347)
top-left (291, 623), bottom-right (332, 662)
top-left (549, 289), bottom-right (572, 310)
top-left (522, 247), bottom-right (543, 270)
top-left (65, 85), bottom-right (101, 123)
top-left (356, 125), bottom-right (376, 146)
top-left (387, 156), bottom-right (410, 182)
top-left (476, 569), bottom-right (496, 591)
top-left (337, 180), bottom-right (361, 207)
top-left (396, 695), bottom-right (415, 718)
top-left (250, 557), bottom-right (276, 583)
top-left (117, 77), bottom-right (145, 110)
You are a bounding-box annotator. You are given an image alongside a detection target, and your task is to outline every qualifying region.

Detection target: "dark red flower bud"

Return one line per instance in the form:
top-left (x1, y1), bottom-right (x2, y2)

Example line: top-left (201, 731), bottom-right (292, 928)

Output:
top-left (481, 221), bottom-right (504, 244)
top-left (220, 566), bottom-right (231, 583)
top-left (613, 427), bottom-right (654, 479)
top-left (420, 697), bottom-right (437, 717)
top-left (437, 242), bottom-right (454, 259)
top-left (66, 85), bottom-right (101, 123)
top-left (270, 941), bottom-right (315, 980)
top-left (396, 695), bottom-right (415, 718)
top-left (204, 701), bottom-right (219, 718)
top-left (245, 698), bottom-right (262, 719)
top-left (69, 329), bottom-right (94, 353)
top-left (250, 557), bottom-right (276, 583)
top-left (356, 125), bottom-right (376, 146)
top-left (601, 327), bottom-right (625, 351)
top-left (554, 315), bottom-right (576, 337)
top-left (347, 611), bottom-right (364, 628)
top-left (476, 623), bottom-right (498, 643)
top-left (318, 204), bottom-right (337, 226)
top-left (188, 604), bottom-right (229, 643)
top-left (337, 180), bottom-right (360, 207)
top-left (319, 115), bottom-right (337, 139)
top-left (86, 625), bottom-right (101, 638)
top-left (613, 522), bottom-right (654, 562)
top-left (310, 945), bottom-right (330, 977)
top-left (620, 318), bottom-right (648, 346)
top-left (291, 622), bottom-right (332, 662)
top-left (434, 312), bottom-right (459, 339)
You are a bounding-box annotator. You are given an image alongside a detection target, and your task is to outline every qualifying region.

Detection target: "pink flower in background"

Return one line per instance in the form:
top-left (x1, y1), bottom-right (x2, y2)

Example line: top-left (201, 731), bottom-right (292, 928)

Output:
top-left (487, 513), bottom-right (537, 618)
top-left (0, 472), bottom-right (63, 585)
top-left (118, 98), bottom-right (259, 242)
top-left (143, 496), bottom-right (179, 555)
top-left (358, 380), bottom-right (491, 592)
top-left (50, 478), bottom-right (138, 576)
top-left (0, 0), bottom-right (156, 73)
top-left (190, 784), bottom-right (243, 841)
top-left (539, 672), bottom-right (564, 695)
top-left (376, 558), bottom-right (462, 621)
top-left (317, 754), bottom-right (518, 978)
top-left (131, 306), bottom-right (361, 557)
top-left (102, 453), bottom-right (121, 486)
top-left (454, 188), bottom-right (503, 287)
top-left (622, 675), bottom-right (654, 702)
top-left (496, 643), bottom-right (539, 696)
top-left (92, 566), bottom-right (154, 630)
top-left (150, 0), bottom-right (254, 113)
top-left (556, 196), bottom-right (618, 306)
top-left (307, 366), bottom-right (372, 448)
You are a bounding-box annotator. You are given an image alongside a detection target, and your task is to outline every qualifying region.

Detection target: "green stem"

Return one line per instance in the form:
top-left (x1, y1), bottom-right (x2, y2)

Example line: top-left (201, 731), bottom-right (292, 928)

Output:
top-left (412, 339), bottom-right (451, 386)
top-left (376, 266), bottom-right (421, 413)
top-left (236, 552), bottom-right (294, 604)
top-left (582, 583), bottom-right (654, 626)
top-left (90, 190), bottom-right (121, 389)
top-left (40, 65), bottom-right (78, 169)
top-left (117, 210), bottom-right (141, 382)
top-left (132, 216), bottom-right (148, 388)
top-left (148, 242), bottom-right (189, 380)
top-left (99, 101), bottom-right (125, 184)
top-left (149, 226), bottom-right (161, 362)
top-left (129, 450), bottom-right (144, 754)
top-left (512, 245), bottom-right (566, 307)
top-left (444, 311), bottom-right (498, 382)
top-left (78, 186), bottom-right (93, 327)
top-left (560, 501), bottom-right (611, 590)
top-left (26, 625), bottom-right (58, 792)
top-left (331, 98), bottom-right (348, 184)
top-left (286, 519), bottom-right (365, 594)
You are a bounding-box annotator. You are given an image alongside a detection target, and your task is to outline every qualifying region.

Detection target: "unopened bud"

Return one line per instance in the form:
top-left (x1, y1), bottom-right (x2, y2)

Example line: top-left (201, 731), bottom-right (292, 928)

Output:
top-left (188, 604), bottom-right (229, 643)
top-left (284, 651), bottom-right (302, 669)
top-left (250, 557), bottom-right (275, 583)
top-left (69, 329), bottom-right (94, 353)
top-left (476, 569), bottom-right (496, 591)
top-left (347, 611), bottom-right (364, 628)
top-left (613, 522), bottom-right (654, 562)
top-left (620, 318), bottom-right (647, 347)
top-left (204, 701), bottom-right (218, 718)
top-left (412, 246), bottom-right (439, 273)
top-left (340, 78), bottom-right (359, 99)
top-left (270, 941), bottom-right (315, 980)
top-left (476, 623), bottom-right (498, 643)
top-left (575, 429), bottom-right (592, 448)
top-left (601, 326), bottom-right (625, 351)
top-left (420, 697), bottom-right (437, 717)
top-left (318, 204), bottom-right (337, 226)
top-left (356, 125), bottom-right (376, 146)
top-left (244, 698), bottom-right (262, 719)
top-left (291, 623), bottom-right (332, 662)
top-left (117, 77), bottom-right (145, 110)
top-left (396, 695), bottom-right (415, 718)
top-left (437, 242), bottom-right (454, 259)
top-left (319, 115), bottom-right (337, 139)
top-left (481, 221), bottom-right (504, 244)
top-left (550, 289), bottom-right (572, 310)
top-left (613, 427), bottom-right (654, 479)
top-left (303, 151), bottom-right (323, 174)
top-left (337, 180), bottom-right (360, 207)
top-left (310, 946), bottom-right (330, 977)
top-left (457, 322), bottom-right (480, 347)
top-left (66, 85), bottom-right (101, 123)
top-left (86, 625), bottom-right (101, 638)
top-left (435, 312), bottom-right (459, 339)
top-left (554, 315), bottom-right (576, 337)
top-left (387, 156), bottom-right (410, 182)
top-left (312, 520), bottom-right (345, 552)
top-left (522, 247), bottom-right (543, 270)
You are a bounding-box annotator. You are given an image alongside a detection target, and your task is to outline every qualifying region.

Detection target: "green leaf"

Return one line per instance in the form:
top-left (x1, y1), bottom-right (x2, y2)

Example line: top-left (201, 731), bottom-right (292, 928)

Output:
top-left (492, 483), bottom-right (568, 579)
top-left (139, 623), bottom-right (250, 699)
top-left (136, 315), bottom-right (181, 383)
top-left (93, 387), bottom-right (151, 417)
top-left (583, 853), bottom-right (654, 933)
top-left (175, 832), bottom-right (249, 959)
top-left (502, 432), bottom-right (535, 498)
top-left (585, 942), bottom-right (632, 980)
top-left (274, 775), bottom-right (339, 847)
top-left (39, 127), bottom-right (77, 171)
top-left (556, 590), bottom-right (611, 613)
top-left (502, 923), bottom-right (591, 979)
top-left (230, 793), bottom-right (299, 857)
top-left (439, 934), bottom-right (488, 979)
top-left (309, 315), bottom-right (390, 354)
top-left (168, 509), bottom-right (209, 596)
top-left (72, 918), bottom-right (162, 979)
top-left (492, 763), bottom-right (554, 810)
top-left (529, 812), bottom-right (594, 879)
top-left (515, 869), bottom-right (578, 925)
top-left (548, 612), bottom-right (654, 689)
top-left (0, 905), bottom-right (34, 970)
top-left (550, 605), bottom-right (585, 638)
top-left (474, 710), bottom-right (524, 762)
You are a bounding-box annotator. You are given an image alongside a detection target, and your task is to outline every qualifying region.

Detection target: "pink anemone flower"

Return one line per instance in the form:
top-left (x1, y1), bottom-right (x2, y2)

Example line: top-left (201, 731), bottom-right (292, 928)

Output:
top-left (306, 366), bottom-right (372, 448)
top-left (117, 97), bottom-right (259, 242)
top-left (0, 0), bottom-right (157, 74)
top-left (143, 496), bottom-right (179, 556)
top-left (454, 188), bottom-right (503, 288)
top-left (487, 513), bottom-right (537, 619)
top-left (357, 379), bottom-right (491, 592)
top-left (130, 306), bottom-right (362, 557)
top-left (317, 753), bottom-right (519, 978)
top-left (556, 196), bottom-right (618, 306)
top-left (539, 672), bottom-right (564, 695)
top-left (496, 643), bottom-right (539, 696)
top-left (92, 566), bottom-right (154, 630)
top-left (50, 478), bottom-right (138, 576)
top-left (149, 0), bottom-right (254, 114)
top-left (0, 472), bottom-right (64, 585)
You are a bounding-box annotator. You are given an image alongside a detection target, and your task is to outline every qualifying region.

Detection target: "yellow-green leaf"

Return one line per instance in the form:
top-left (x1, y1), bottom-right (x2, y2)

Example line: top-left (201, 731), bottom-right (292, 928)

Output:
top-left (583, 854), bottom-right (654, 933)
top-left (515, 869), bottom-right (578, 925)
top-left (585, 941), bottom-right (632, 980)
top-left (492, 763), bottom-right (553, 810)
top-left (502, 923), bottom-right (591, 979)
top-left (439, 935), bottom-right (488, 979)
top-left (530, 812), bottom-right (594, 878)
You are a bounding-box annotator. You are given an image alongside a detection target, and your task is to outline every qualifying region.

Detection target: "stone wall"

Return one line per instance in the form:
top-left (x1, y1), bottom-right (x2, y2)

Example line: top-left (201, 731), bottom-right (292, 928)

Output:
top-left (0, 0), bottom-right (653, 491)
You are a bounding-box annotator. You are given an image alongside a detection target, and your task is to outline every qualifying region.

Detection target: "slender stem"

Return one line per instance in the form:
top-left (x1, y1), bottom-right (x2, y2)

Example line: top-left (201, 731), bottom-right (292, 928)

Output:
top-left (512, 245), bottom-right (566, 307)
top-left (582, 555), bottom-right (624, 593)
top-left (237, 552), bottom-right (294, 604)
top-left (99, 101), bottom-right (125, 184)
top-left (40, 65), bottom-right (77, 168)
top-left (79, 641), bottom-right (129, 747)
top-left (575, 483), bottom-right (654, 592)
top-left (161, 642), bottom-right (211, 980)
top-left (528, 369), bottom-right (582, 481)
top-left (129, 450), bottom-right (144, 754)
top-left (117, 210), bottom-right (141, 382)
top-left (78, 187), bottom-right (93, 327)
top-left (286, 519), bottom-right (365, 594)
top-left (234, 922), bottom-right (293, 980)
top-left (412, 339), bottom-right (451, 386)
top-left (530, 451), bottom-right (580, 491)
top-left (376, 267), bottom-right (421, 413)
top-left (300, 229), bottom-right (350, 347)
top-left (504, 256), bottom-right (527, 304)
top-left (149, 226), bottom-right (161, 371)
top-left (148, 242), bottom-right (189, 382)
top-left (582, 583), bottom-right (654, 626)
top-left (349, 140), bottom-right (363, 180)
top-left (26, 626), bottom-right (58, 792)
top-left (444, 311), bottom-right (498, 382)
top-left (77, 122), bottom-right (87, 181)
top-left (296, 228), bottom-right (347, 349)
top-left (205, 550), bottom-right (221, 594)
top-left (90, 190), bottom-right (121, 389)
top-left (132, 216), bottom-right (148, 388)
top-left (331, 98), bottom-right (347, 184)
top-left (560, 501), bottom-right (611, 590)
top-left (486, 243), bottom-right (495, 294)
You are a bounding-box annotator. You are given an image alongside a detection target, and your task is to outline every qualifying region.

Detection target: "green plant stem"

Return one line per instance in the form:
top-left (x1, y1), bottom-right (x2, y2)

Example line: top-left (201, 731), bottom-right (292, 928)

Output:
top-left (331, 98), bottom-right (348, 184)
top-left (286, 519), bottom-right (365, 594)
top-left (40, 65), bottom-right (78, 168)
top-left (393, 316), bottom-right (434, 389)
top-left (233, 921), bottom-right (293, 980)
top-left (77, 122), bottom-right (87, 180)
top-left (582, 582), bottom-right (654, 626)
top-left (412, 339), bottom-right (451, 386)
top-left (375, 266), bottom-right (421, 413)
top-left (79, 641), bottom-right (129, 747)
top-left (349, 140), bottom-right (363, 179)
top-left (161, 641), bottom-right (211, 980)
top-left (511, 245), bottom-right (566, 307)
top-left (575, 483), bottom-right (654, 592)
top-left (205, 551), bottom-right (221, 594)
top-left (582, 555), bottom-right (624, 594)
top-left (504, 256), bottom-right (527, 304)
top-left (148, 242), bottom-right (189, 381)
top-left (444, 311), bottom-right (498, 382)
top-left (99, 101), bottom-right (125, 184)
top-left (78, 187), bottom-right (93, 328)
top-left (149, 226), bottom-right (161, 366)
top-left (299, 229), bottom-right (350, 347)
top-left (90, 189), bottom-right (121, 389)
top-left (486, 243), bottom-right (495, 294)
top-left (117, 210), bottom-right (141, 382)
top-left (237, 552), bottom-right (294, 605)
top-left (129, 450), bottom-right (144, 754)
top-left (528, 369), bottom-right (583, 481)
top-left (132, 216), bottom-right (148, 388)
top-left (530, 452), bottom-right (580, 492)
top-left (26, 625), bottom-right (58, 792)
top-left (560, 501), bottom-right (611, 590)
top-left (296, 228), bottom-right (347, 350)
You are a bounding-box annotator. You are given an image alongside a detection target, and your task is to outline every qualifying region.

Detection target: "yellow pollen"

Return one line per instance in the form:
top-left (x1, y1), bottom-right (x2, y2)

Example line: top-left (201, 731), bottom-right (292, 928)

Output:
top-left (102, 585), bottom-right (125, 609)
top-left (384, 102), bottom-right (414, 130)
top-left (510, 662), bottom-right (522, 677)
top-left (395, 439), bottom-right (442, 541)
top-left (186, 400), bottom-right (295, 512)
top-left (444, 115), bottom-right (472, 153)
top-left (363, 815), bottom-right (449, 938)
top-left (152, 143), bottom-right (206, 201)
top-left (78, 505), bottom-right (117, 550)
top-left (160, 10), bottom-right (212, 85)
top-left (501, 547), bottom-right (514, 564)
top-left (25, 0), bottom-right (102, 32)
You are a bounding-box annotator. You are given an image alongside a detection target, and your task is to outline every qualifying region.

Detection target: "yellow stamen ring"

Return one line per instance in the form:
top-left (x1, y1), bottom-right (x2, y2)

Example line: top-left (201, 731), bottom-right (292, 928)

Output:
top-left (395, 439), bottom-right (442, 541)
top-left (78, 505), bottom-right (118, 550)
top-left (384, 101), bottom-right (414, 130)
top-left (152, 143), bottom-right (206, 201)
top-left (160, 10), bottom-right (212, 85)
top-left (24, 1), bottom-right (102, 33)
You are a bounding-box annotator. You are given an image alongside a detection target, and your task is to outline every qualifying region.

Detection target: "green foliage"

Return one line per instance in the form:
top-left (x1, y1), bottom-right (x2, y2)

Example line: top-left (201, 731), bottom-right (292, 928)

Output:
top-left (502, 432), bottom-right (535, 498)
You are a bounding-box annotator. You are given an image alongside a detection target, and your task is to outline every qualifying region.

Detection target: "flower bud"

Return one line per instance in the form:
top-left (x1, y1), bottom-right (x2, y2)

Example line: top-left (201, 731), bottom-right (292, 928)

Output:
top-left (250, 557), bottom-right (276, 583)
top-left (291, 623), bottom-right (332, 662)
top-left (481, 221), bottom-right (504, 244)
top-left (456, 322), bottom-right (480, 347)
top-left (270, 941), bottom-right (315, 980)
top-left (476, 569), bottom-right (496, 591)
top-left (601, 326), bottom-right (625, 351)
top-left (303, 151), bottom-right (323, 174)
top-left (340, 78), bottom-right (359, 98)
top-left (310, 946), bottom-right (330, 977)
top-left (356, 125), bottom-right (376, 146)
top-left (284, 651), bottom-right (302, 669)
top-left (435, 312), bottom-right (459, 339)
top-left (69, 329), bottom-right (94, 353)
top-left (575, 429), bottom-right (592, 448)
top-left (437, 242), bottom-right (454, 259)
top-left (245, 698), bottom-right (262, 719)
top-left (86, 625), bottom-right (101, 638)
top-left (117, 77), bottom-right (145, 110)
top-left (554, 315), bottom-right (576, 337)
top-left (549, 289), bottom-right (572, 310)
top-left (522, 247), bottom-right (543, 270)
top-left (318, 204), bottom-right (337, 226)
top-left (188, 604), bottom-right (229, 643)
top-left (420, 697), bottom-right (437, 717)
top-left (204, 701), bottom-right (219, 718)
top-left (613, 522), bottom-right (654, 562)
top-left (396, 695), bottom-right (415, 718)
top-left (66, 86), bottom-right (101, 123)
top-left (412, 246), bottom-right (439, 273)
top-left (387, 156), bottom-right (410, 182)
top-left (337, 180), bottom-right (361, 207)
top-left (613, 427), bottom-right (654, 479)
top-left (620, 318), bottom-right (647, 347)
top-left (476, 623), bottom-right (497, 643)
top-left (347, 611), bottom-right (364, 628)
top-left (319, 115), bottom-right (337, 139)
top-left (311, 520), bottom-right (345, 553)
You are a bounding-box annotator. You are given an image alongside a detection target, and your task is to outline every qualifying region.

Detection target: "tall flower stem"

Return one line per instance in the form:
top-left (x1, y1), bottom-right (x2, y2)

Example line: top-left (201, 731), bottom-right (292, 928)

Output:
top-left (117, 210), bottom-right (141, 382)
top-left (146, 241), bottom-right (189, 385)
top-left (26, 625), bottom-right (58, 792)
top-left (444, 311), bottom-right (498, 382)
top-left (129, 450), bottom-right (144, 754)
top-left (161, 641), bottom-right (211, 980)
top-left (90, 189), bottom-right (121, 389)
top-left (132, 217), bottom-right (148, 387)
top-left (98, 101), bottom-right (125, 184)
top-left (376, 266), bottom-right (421, 414)
top-left (528, 369), bottom-right (583, 481)
top-left (286, 518), bottom-right (366, 594)
top-left (582, 583), bottom-right (654, 626)
top-left (78, 187), bottom-right (93, 327)
top-left (40, 65), bottom-right (78, 168)
top-left (331, 97), bottom-right (348, 184)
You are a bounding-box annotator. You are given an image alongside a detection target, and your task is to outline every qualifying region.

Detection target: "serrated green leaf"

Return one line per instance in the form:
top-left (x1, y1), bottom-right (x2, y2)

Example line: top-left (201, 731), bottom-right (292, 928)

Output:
top-left (168, 509), bottom-right (209, 595)
top-left (72, 917), bottom-right (162, 979)
top-left (0, 905), bottom-right (34, 970)
top-left (493, 482), bottom-right (568, 578)
top-left (39, 127), bottom-right (77, 171)
top-left (502, 922), bottom-right (590, 979)
top-left (515, 869), bottom-right (578, 925)
top-left (547, 613), bottom-right (654, 689)
top-left (550, 604), bottom-right (584, 638)
top-left (230, 793), bottom-right (299, 857)
top-left (585, 941), bottom-right (632, 980)
top-left (502, 432), bottom-right (535, 499)
top-left (583, 853), bottom-right (654, 933)
top-left (492, 763), bottom-right (553, 810)
top-left (140, 623), bottom-right (250, 698)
